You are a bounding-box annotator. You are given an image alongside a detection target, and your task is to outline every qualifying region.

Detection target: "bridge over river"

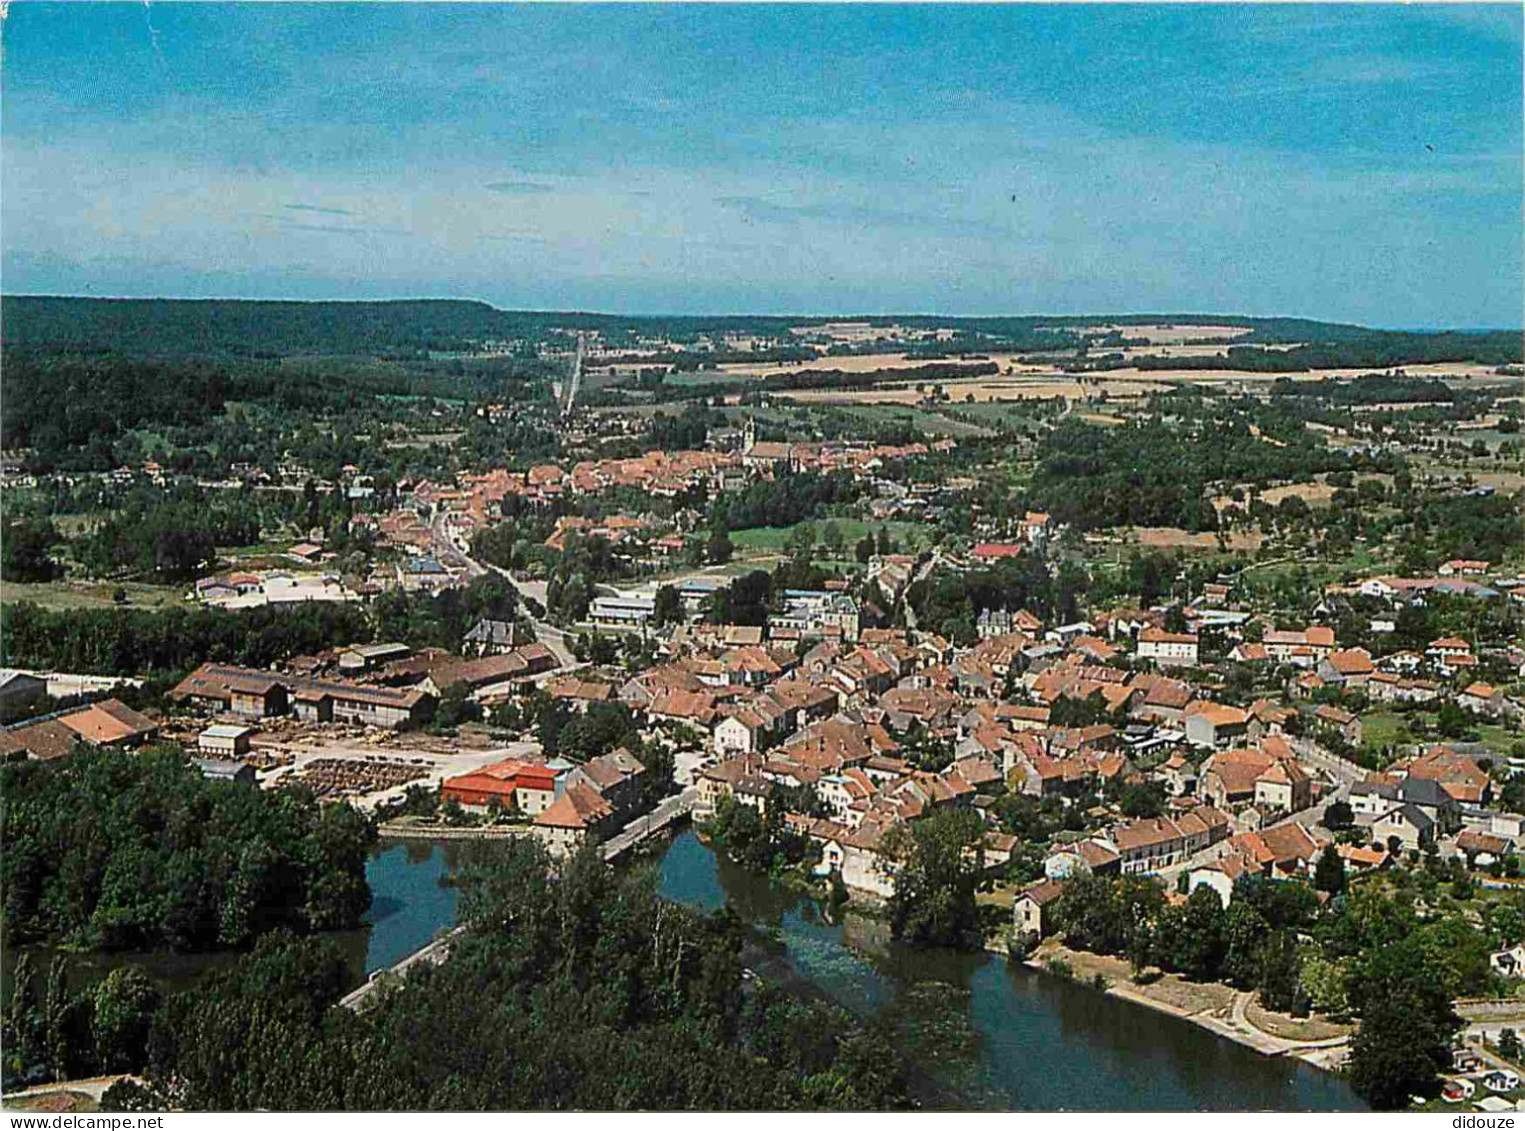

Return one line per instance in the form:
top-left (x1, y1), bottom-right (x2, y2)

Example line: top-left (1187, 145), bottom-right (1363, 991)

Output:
top-left (342, 786), bottom-right (697, 1011)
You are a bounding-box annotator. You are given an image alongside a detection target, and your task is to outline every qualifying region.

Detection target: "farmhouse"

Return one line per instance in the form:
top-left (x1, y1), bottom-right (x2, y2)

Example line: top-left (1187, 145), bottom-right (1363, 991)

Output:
top-left (1013, 878), bottom-right (1066, 939)
top-left (0, 698), bottom-right (160, 762)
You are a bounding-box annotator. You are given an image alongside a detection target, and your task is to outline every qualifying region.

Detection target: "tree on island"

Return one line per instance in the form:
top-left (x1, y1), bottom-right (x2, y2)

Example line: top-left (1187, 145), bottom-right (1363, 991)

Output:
top-left (92, 839), bottom-right (915, 1111)
top-left (706, 792), bottom-right (811, 874)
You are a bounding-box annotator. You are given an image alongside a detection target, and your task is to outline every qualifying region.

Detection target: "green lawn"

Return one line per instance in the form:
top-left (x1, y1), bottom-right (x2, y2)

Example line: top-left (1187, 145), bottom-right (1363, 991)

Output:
top-left (821, 404), bottom-right (995, 438)
top-left (1360, 709), bottom-right (1523, 758)
top-left (1360, 709), bottom-right (1417, 753)
top-left (0, 579), bottom-right (193, 611)
top-left (1479, 723), bottom-right (1525, 755)
top-left (731, 518), bottom-right (928, 554)
top-left (662, 370), bottom-right (752, 388)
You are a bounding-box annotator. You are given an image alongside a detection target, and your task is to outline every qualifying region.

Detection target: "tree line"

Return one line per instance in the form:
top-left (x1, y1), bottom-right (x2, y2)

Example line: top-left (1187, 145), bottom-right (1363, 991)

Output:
top-left (69, 841), bottom-right (915, 1111)
top-left (2, 747), bottom-right (375, 953)
top-left (1050, 858), bottom-right (1516, 1110)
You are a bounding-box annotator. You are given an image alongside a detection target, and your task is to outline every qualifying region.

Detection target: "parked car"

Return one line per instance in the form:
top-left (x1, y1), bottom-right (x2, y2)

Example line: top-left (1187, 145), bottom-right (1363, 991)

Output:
top-left (1482, 1070), bottom-right (1520, 1094)
top-left (1442, 1079), bottom-right (1476, 1103)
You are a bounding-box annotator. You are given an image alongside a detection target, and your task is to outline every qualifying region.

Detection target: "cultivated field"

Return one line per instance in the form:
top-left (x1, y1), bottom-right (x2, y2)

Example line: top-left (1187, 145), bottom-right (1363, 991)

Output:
top-left (775, 375), bottom-right (1170, 405)
top-left (1064, 322), bottom-right (1254, 344)
top-left (1083, 527), bottom-right (1265, 552)
top-left (715, 350), bottom-right (1041, 379)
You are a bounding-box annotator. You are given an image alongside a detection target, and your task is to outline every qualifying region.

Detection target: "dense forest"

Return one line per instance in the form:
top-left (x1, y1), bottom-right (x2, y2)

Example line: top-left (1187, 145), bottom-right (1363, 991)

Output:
top-left (1397, 491), bottom-right (1525, 568)
top-left (1, 297), bottom-right (525, 357)
top-left (1027, 414), bottom-right (1378, 532)
top-left (6, 297), bottom-right (1512, 366)
top-left (47, 841), bottom-right (917, 1111)
top-left (709, 471), bottom-right (867, 534)
top-left (0, 348), bottom-right (551, 473)
top-left (1269, 374), bottom-right (1457, 405)
top-left (1, 748), bottom-right (375, 952)
top-left (908, 552), bottom-right (1089, 644)
top-left (0, 600), bottom-right (374, 676)
top-left (3, 298), bottom-right (1400, 356)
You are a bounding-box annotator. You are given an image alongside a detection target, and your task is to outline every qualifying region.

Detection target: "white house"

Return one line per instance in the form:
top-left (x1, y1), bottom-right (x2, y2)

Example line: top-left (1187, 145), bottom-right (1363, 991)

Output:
top-left (1135, 627), bottom-right (1200, 668)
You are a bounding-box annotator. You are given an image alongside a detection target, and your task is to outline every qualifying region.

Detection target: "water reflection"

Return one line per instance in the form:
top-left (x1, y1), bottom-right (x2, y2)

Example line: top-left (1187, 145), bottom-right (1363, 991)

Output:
top-left (2, 836), bottom-right (471, 1000)
top-left (2, 828), bottom-right (1367, 1111)
top-left (657, 829), bottom-right (1365, 1112)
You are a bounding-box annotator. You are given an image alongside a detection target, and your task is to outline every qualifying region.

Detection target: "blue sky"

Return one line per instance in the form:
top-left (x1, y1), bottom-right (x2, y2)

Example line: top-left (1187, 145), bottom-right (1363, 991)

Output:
top-left (2, 3), bottom-right (1520, 326)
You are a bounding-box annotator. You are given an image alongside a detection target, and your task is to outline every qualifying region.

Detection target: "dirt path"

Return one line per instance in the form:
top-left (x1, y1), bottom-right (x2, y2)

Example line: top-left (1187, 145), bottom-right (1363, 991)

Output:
top-left (1029, 944), bottom-right (1352, 1064)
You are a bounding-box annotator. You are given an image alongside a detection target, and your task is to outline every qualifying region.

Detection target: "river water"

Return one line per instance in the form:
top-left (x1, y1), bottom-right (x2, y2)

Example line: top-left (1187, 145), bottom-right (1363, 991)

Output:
top-left (653, 829), bottom-right (1364, 1111)
top-left (7, 832), bottom-right (1365, 1110)
top-left (2, 839), bottom-right (472, 997)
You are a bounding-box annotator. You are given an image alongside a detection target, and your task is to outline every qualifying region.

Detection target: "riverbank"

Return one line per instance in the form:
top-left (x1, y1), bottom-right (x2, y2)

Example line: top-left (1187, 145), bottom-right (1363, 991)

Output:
top-left (378, 821), bottom-right (535, 840)
top-left (1023, 941), bottom-right (1352, 1070)
top-left (660, 830), bottom-right (1363, 1109)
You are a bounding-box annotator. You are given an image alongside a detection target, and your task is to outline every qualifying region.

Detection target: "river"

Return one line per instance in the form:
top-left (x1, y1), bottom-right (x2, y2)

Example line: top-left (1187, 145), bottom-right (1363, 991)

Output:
top-left (7, 831), bottom-right (1366, 1110)
top-left (2, 838), bottom-right (475, 997)
top-left (653, 829), bottom-right (1364, 1111)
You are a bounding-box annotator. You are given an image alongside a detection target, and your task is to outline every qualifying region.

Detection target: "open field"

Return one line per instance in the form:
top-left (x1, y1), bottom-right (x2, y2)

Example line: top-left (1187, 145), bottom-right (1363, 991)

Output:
top-left (0, 579), bottom-right (193, 610)
top-left (1034, 942), bottom-right (1237, 1016)
top-left (1413, 465), bottom-right (1525, 493)
top-left (775, 376), bottom-right (1168, 405)
top-left (715, 350), bottom-right (1037, 379)
top-left (1105, 342), bottom-right (1306, 362)
top-left (1085, 526), bottom-right (1265, 552)
top-left (386, 431), bottom-right (466, 450)
top-left (1244, 999), bottom-right (1351, 1042)
top-left (662, 369), bottom-right (755, 388)
top-left (1066, 322), bottom-right (1255, 345)
top-left (811, 403), bottom-right (995, 437)
top-left (1359, 709), bottom-right (1412, 755)
top-left (731, 518), bottom-right (927, 554)
top-left (1078, 412), bottom-right (1129, 427)
top-left (695, 358), bottom-right (1510, 408)
top-left (645, 558), bottom-right (787, 584)
top-left (1211, 480), bottom-right (1345, 513)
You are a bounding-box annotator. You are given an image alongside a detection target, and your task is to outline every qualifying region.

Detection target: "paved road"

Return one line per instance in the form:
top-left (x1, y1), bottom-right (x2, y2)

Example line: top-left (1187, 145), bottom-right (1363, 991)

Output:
top-left (561, 332), bottom-right (585, 417)
top-left (424, 512), bottom-right (580, 671)
top-left (429, 508), bottom-right (485, 579)
top-left (602, 786), bottom-right (698, 861)
top-left (341, 924), bottom-right (467, 1012)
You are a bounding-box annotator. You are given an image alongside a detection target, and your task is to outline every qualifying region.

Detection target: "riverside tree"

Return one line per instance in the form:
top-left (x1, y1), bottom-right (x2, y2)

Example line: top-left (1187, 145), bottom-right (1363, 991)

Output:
top-left (885, 806), bottom-right (986, 949)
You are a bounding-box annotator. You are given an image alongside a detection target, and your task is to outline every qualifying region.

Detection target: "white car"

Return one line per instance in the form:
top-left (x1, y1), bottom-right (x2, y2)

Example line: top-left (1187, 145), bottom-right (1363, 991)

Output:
top-left (1482, 1070), bottom-right (1520, 1094)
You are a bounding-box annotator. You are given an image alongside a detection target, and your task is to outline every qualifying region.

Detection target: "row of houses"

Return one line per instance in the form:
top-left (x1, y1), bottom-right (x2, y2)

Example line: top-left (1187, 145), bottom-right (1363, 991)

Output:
top-left (0, 698), bottom-right (160, 761)
top-left (171, 664), bottom-right (435, 728)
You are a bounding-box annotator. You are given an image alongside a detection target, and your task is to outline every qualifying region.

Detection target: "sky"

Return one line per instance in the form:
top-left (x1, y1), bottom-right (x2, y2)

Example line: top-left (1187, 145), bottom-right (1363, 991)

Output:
top-left (2, 3), bottom-right (1521, 327)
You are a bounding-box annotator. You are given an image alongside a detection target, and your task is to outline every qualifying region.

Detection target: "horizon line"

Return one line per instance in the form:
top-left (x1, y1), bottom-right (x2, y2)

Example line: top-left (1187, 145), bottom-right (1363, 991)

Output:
top-left (5, 292), bottom-right (1520, 334)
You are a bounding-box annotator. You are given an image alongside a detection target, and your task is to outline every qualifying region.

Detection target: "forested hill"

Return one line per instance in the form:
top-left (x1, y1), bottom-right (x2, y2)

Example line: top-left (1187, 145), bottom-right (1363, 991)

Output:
top-left (1, 295), bottom-right (1518, 363)
top-left (0, 297), bottom-right (519, 357)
